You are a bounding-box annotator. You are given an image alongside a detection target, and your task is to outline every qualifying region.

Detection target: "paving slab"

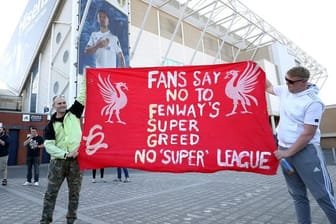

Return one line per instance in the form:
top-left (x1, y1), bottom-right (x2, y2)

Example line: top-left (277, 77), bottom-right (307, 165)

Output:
top-left (0, 164), bottom-right (335, 224)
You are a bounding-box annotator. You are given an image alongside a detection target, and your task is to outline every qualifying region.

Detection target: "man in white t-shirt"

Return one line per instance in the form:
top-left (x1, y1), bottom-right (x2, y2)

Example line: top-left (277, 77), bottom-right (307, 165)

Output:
top-left (266, 66), bottom-right (336, 223)
top-left (85, 9), bottom-right (125, 68)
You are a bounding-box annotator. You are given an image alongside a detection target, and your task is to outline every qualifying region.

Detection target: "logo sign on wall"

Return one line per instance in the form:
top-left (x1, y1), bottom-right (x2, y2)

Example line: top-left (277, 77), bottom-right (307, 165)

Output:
top-left (78, 61), bottom-right (278, 175)
top-left (22, 114), bottom-right (30, 122)
top-left (22, 114), bottom-right (43, 122)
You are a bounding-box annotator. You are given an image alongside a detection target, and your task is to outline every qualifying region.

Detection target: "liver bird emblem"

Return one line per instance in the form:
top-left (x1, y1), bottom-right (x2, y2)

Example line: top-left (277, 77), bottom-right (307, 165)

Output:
top-left (224, 62), bottom-right (260, 117)
top-left (98, 74), bottom-right (128, 124)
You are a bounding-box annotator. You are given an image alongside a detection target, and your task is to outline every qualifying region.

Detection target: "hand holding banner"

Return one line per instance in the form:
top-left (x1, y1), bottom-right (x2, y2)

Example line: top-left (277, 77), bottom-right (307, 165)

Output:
top-left (78, 61), bottom-right (278, 175)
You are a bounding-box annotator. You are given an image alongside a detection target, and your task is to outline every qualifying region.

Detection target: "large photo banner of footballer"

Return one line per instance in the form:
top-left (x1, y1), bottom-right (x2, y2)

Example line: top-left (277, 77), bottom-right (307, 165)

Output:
top-left (78, 0), bottom-right (129, 74)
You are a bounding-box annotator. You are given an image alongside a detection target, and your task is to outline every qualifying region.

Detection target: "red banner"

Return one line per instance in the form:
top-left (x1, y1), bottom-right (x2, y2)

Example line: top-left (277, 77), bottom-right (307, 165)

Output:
top-left (78, 61), bottom-right (278, 175)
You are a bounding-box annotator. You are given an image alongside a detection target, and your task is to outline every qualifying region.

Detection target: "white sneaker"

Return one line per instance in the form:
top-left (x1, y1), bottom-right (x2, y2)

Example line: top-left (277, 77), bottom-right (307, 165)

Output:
top-left (92, 178), bottom-right (96, 183)
top-left (101, 178), bottom-right (106, 183)
top-left (22, 181), bottom-right (31, 186)
top-left (34, 182), bottom-right (39, 186)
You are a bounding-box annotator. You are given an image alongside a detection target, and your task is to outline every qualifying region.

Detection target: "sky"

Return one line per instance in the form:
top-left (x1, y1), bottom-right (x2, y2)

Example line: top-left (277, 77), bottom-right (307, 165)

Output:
top-left (240, 0), bottom-right (335, 106)
top-left (0, 0), bottom-right (335, 105)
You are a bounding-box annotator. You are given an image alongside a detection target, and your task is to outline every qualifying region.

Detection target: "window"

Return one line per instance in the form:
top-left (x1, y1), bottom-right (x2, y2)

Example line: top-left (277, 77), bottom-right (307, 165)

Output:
top-left (162, 58), bottom-right (184, 66)
top-left (63, 50), bottom-right (69, 63)
top-left (56, 32), bottom-right (62, 44)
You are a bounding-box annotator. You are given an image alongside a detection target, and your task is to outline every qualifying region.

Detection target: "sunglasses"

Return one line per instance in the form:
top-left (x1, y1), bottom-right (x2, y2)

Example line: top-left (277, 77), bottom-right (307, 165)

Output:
top-left (52, 95), bottom-right (65, 101)
top-left (285, 77), bottom-right (304, 85)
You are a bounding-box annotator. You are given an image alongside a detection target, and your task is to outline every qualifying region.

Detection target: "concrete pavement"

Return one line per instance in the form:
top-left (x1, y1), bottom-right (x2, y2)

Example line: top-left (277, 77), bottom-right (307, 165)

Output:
top-left (0, 162), bottom-right (335, 224)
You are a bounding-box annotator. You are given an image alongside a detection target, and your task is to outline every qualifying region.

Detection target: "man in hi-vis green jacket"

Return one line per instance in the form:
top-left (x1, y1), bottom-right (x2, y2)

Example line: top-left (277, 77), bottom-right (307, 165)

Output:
top-left (40, 75), bottom-right (86, 224)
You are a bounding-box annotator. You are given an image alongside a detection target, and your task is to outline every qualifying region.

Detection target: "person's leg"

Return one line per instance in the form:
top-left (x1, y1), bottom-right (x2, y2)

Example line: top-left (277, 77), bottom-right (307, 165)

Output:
top-left (65, 160), bottom-right (83, 224)
top-left (3, 156), bottom-right (7, 184)
top-left (33, 156), bottom-right (40, 183)
top-left (0, 156), bottom-right (8, 185)
top-left (92, 169), bottom-right (97, 183)
top-left (40, 160), bottom-right (66, 224)
top-left (100, 168), bottom-right (106, 182)
top-left (0, 156), bottom-right (5, 178)
top-left (0, 157), bottom-right (4, 182)
top-left (100, 168), bottom-right (104, 178)
top-left (297, 145), bottom-right (336, 223)
top-left (113, 168), bottom-right (122, 182)
top-left (123, 168), bottom-right (130, 182)
top-left (281, 161), bottom-right (311, 224)
top-left (316, 195), bottom-right (336, 223)
top-left (278, 145), bottom-right (313, 223)
top-left (3, 164), bottom-right (7, 179)
top-left (123, 168), bottom-right (129, 178)
top-left (0, 157), bottom-right (4, 179)
top-left (117, 168), bottom-right (122, 179)
top-left (27, 156), bottom-right (33, 183)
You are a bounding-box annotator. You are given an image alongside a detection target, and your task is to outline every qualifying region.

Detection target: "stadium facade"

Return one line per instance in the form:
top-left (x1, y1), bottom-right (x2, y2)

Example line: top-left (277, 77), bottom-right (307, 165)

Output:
top-left (0, 0), bottom-right (334, 165)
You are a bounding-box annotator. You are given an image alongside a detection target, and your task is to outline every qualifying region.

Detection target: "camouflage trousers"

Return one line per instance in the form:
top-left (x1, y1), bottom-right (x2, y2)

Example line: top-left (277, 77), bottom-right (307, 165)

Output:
top-left (40, 158), bottom-right (83, 224)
